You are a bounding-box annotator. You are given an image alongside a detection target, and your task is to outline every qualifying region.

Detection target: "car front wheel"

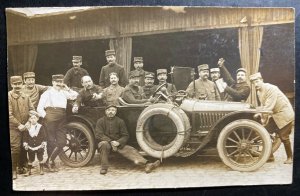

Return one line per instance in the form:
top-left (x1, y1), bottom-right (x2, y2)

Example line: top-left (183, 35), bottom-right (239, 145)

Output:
top-left (217, 119), bottom-right (272, 172)
top-left (59, 122), bottom-right (95, 167)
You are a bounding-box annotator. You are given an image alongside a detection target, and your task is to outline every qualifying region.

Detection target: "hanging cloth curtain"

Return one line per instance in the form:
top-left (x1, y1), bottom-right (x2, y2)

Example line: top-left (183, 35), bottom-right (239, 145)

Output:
top-left (109, 37), bottom-right (132, 76)
top-left (238, 26), bottom-right (264, 106)
top-left (8, 44), bottom-right (38, 76)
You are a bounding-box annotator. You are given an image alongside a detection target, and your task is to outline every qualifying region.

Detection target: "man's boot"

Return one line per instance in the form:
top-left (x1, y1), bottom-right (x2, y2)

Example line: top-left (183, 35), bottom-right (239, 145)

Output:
top-left (267, 153), bottom-right (275, 162)
top-left (24, 165), bottom-right (32, 177)
top-left (283, 140), bottom-right (293, 164)
top-left (39, 163), bottom-right (44, 175)
top-left (12, 153), bottom-right (18, 180)
top-left (48, 147), bottom-right (59, 172)
top-left (145, 160), bottom-right (160, 173)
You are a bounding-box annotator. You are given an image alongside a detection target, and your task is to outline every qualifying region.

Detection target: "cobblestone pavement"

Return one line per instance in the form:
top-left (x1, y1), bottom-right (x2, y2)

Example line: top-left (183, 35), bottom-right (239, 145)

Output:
top-left (13, 137), bottom-right (293, 191)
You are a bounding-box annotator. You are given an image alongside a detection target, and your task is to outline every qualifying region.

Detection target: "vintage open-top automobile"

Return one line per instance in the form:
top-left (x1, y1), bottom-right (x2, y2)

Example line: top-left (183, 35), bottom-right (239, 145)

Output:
top-left (59, 67), bottom-right (281, 172)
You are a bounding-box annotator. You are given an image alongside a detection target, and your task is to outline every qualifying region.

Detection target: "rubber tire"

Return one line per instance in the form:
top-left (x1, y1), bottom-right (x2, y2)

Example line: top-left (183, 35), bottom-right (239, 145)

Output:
top-left (136, 104), bottom-right (190, 159)
top-left (217, 119), bottom-right (272, 172)
top-left (59, 122), bottom-right (95, 167)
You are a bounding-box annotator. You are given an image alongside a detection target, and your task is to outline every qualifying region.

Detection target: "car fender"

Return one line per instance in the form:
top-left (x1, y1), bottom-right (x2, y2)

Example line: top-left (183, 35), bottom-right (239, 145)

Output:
top-left (67, 114), bottom-right (96, 136)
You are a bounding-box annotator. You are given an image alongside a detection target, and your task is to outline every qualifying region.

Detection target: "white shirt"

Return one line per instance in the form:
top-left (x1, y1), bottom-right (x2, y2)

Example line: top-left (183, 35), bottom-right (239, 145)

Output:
top-left (37, 87), bottom-right (78, 118)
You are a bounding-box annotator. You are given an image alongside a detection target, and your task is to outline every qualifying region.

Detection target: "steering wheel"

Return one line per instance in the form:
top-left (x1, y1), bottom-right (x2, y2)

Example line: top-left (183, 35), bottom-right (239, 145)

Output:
top-left (151, 83), bottom-right (172, 104)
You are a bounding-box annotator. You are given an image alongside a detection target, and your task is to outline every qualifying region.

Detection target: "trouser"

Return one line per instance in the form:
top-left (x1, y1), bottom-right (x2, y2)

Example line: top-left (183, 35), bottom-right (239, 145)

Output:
top-left (10, 128), bottom-right (21, 171)
top-left (44, 108), bottom-right (66, 162)
top-left (19, 132), bottom-right (28, 168)
top-left (267, 118), bottom-right (293, 158)
top-left (27, 148), bottom-right (45, 163)
top-left (98, 141), bottom-right (148, 169)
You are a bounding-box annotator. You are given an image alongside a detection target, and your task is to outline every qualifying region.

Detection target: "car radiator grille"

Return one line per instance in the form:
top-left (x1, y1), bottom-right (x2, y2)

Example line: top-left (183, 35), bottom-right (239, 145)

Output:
top-left (196, 112), bottom-right (228, 130)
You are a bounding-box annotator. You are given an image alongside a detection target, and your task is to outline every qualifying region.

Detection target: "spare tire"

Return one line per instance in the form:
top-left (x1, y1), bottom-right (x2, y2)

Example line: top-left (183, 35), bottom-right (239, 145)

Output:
top-left (136, 103), bottom-right (190, 159)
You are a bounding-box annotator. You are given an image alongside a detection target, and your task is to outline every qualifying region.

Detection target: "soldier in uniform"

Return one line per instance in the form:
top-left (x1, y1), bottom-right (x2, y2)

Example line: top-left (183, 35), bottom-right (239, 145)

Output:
top-left (22, 72), bottom-right (48, 109)
top-left (95, 105), bottom-right (160, 175)
top-left (72, 76), bottom-right (104, 113)
top-left (186, 64), bottom-right (220, 100)
top-left (8, 76), bottom-right (34, 179)
top-left (64, 56), bottom-right (89, 91)
top-left (156, 69), bottom-right (177, 95)
top-left (121, 71), bottom-right (150, 104)
top-left (131, 57), bottom-right (146, 86)
top-left (102, 72), bottom-right (125, 106)
top-left (250, 72), bottom-right (294, 164)
top-left (210, 68), bottom-right (221, 82)
top-left (217, 58), bottom-right (250, 102)
top-left (99, 50), bottom-right (128, 88)
top-left (37, 74), bottom-right (78, 172)
top-left (143, 72), bottom-right (157, 99)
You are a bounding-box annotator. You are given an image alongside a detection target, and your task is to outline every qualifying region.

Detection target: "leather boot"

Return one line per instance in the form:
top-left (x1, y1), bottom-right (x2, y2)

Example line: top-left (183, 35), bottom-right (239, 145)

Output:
top-left (39, 163), bottom-right (44, 175)
top-left (48, 147), bottom-right (59, 172)
top-left (24, 165), bottom-right (32, 177)
top-left (12, 153), bottom-right (18, 180)
top-left (283, 140), bottom-right (293, 164)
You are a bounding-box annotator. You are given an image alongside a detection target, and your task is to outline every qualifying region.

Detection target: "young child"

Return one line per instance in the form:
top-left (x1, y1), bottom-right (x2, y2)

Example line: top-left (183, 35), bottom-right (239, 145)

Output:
top-left (23, 111), bottom-right (47, 176)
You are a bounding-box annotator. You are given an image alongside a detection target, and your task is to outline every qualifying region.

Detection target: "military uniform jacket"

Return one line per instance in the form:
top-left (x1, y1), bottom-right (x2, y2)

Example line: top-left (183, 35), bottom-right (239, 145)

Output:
top-left (102, 84), bottom-right (124, 106)
top-left (22, 84), bottom-right (48, 108)
top-left (143, 85), bottom-right (157, 99)
top-left (64, 67), bottom-right (89, 89)
top-left (76, 85), bottom-right (104, 107)
top-left (95, 116), bottom-right (129, 149)
top-left (8, 91), bottom-right (34, 129)
top-left (122, 85), bottom-right (148, 104)
top-left (131, 69), bottom-right (145, 86)
top-left (220, 65), bottom-right (250, 102)
top-left (99, 63), bottom-right (128, 88)
top-left (257, 83), bottom-right (294, 129)
top-left (186, 79), bottom-right (220, 100)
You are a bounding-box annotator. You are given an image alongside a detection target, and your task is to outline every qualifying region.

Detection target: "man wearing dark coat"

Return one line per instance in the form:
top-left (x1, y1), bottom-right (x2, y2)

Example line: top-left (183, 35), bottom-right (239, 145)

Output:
top-left (250, 72), bottom-right (294, 164)
top-left (156, 69), bottom-right (177, 95)
top-left (95, 105), bottom-right (160, 174)
top-left (8, 76), bottom-right (34, 179)
top-left (72, 75), bottom-right (104, 113)
top-left (130, 57), bottom-right (146, 86)
top-left (99, 50), bottom-right (128, 88)
top-left (122, 71), bottom-right (150, 104)
top-left (64, 56), bottom-right (89, 91)
top-left (143, 72), bottom-right (157, 99)
top-left (217, 58), bottom-right (250, 102)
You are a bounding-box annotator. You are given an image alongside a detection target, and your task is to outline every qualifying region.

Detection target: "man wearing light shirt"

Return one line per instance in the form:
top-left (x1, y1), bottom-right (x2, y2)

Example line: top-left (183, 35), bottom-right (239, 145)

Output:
top-left (37, 74), bottom-right (77, 172)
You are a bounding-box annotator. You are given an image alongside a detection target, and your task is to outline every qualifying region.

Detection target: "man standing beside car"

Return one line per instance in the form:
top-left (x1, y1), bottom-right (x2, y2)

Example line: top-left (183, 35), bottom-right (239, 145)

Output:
top-left (186, 64), bottom-right (220, 100)
top-left (95, 104), bottom-right (160, 175)
top-left (217, 58), bottom-right (250, 102)
top-left (250, 72), bottom-right (294, 164)
top-left (37, 74), bottom-right (78, 172)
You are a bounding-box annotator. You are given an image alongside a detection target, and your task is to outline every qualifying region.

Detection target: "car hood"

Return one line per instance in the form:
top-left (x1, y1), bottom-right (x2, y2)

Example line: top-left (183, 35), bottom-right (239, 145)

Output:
top-left (180, 99), bottom-right (253, 112)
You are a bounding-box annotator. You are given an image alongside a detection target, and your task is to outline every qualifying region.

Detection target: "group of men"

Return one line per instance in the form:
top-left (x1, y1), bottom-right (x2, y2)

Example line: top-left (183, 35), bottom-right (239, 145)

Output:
top-left (8, 49), bottom-right (294, 179)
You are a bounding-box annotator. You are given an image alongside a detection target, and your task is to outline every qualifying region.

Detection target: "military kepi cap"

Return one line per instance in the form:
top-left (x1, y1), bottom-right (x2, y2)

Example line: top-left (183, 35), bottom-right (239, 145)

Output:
top-left (105, 104), bottom-right (117, 110)
top-left (105, 50), bottom-right (116, 57)
top-left (29, 110), bottom-right (40, 118)
top-left (52, 74), bottom-right (64, 81)
top-left (236, 68), bottom-right (247, 74)
top-left (198, 64), bottom-right (209, 71)
top-left (156, 69), bottom-right (167, 75)
top-left (23, 72), bottom-right (35, 79)
top-left (249, 72), bottom-right (262, 81)
top-left (128, 71), bottom-right (140, 79)
top-left (134, 57), bottom-right (143, 63)
top-left (210, 68), bottom-right (220, 73)
top-left (72, 56), bottom-right (82, 62)
top-left (145, 72), bottom-right (155, 78)
top-left (10, 76), bottom-right (22, 84)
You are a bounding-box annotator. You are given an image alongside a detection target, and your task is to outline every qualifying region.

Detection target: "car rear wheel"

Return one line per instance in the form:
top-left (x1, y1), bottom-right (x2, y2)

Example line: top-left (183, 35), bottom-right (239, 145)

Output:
top-left (217, 119), bottom-right (272, 172)
top-left (59, 122), bottom-right (95, 167)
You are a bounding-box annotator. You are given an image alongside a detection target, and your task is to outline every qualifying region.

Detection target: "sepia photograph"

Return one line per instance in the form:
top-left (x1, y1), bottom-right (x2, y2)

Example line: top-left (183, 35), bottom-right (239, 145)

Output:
top-left (6, 6), bottom-right (295, 190)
